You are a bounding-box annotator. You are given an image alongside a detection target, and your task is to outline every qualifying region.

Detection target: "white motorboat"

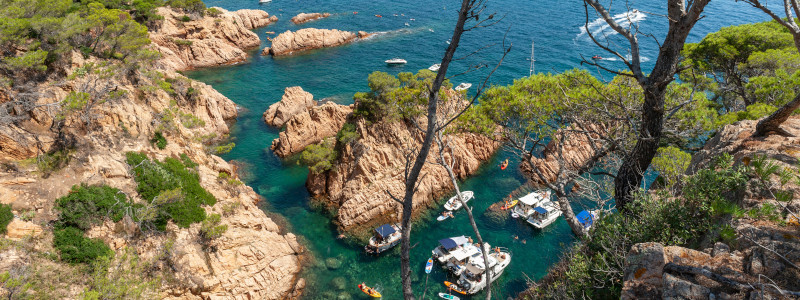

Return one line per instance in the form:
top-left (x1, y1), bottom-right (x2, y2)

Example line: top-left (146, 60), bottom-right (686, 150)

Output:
top-left (364, 223), bottom-right (402, 254)
top-left (432, 235), bottom-right (470, 264)
top-left (454, 83), bottom-right (472, 91)
top-left (431, 236), bottom-right (491, 276)
top-left (428, 63), bottom-right (441, 72)
top-left (511, 190), bottom-right (551, 219)
top-left (452, 248), bottom-right (512, 294)
top-left (526, 199), bottom-right (562, 229)
top-left (443, 191), bottom-right (474, 211)
top-left (259, 0), bottom-right (271, 3)
top-left (385, 58), bottom-right (407, 64)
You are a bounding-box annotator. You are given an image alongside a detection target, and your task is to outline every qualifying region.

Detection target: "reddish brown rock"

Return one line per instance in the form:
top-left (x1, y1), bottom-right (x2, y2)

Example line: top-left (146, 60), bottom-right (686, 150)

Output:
top-left (520, 123), bottom-right (605, 185)
top-left (263, 87), bottom-right (316, 127)
top-left (266, 28), bottom-right (364, 56)
top-left (290, 12), bottom-right (331, 24)
top-left (271, 102), bottom-right (353, 157)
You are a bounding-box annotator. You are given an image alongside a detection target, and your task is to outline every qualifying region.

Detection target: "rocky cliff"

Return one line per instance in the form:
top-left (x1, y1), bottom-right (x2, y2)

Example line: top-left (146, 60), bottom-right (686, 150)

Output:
top-left (306, 103), bottom-right (501, 230)
top-left (264, 28), bottom-right (371, 56)
top-left (151, 7), bottom-right (277, 70)
top-left (263, 87), bottom-right (353, 157)
top-left (620, 118), bottom-right (800, 299)
top-left (520, 123), bottom-right (605, 185)
top-left (0, 11), bottom-right (302, 300)
top-left (291, 12), bottom-right (331, 24)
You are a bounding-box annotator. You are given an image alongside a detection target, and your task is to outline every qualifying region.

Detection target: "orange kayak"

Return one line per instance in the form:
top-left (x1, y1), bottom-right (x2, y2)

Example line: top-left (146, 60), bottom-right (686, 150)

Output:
top-left (500, 159), bottom-right (509, 170)
top-left (444, 281), bottom-right (467, 295)
top-left (358, 284), bottom-right (382, 298)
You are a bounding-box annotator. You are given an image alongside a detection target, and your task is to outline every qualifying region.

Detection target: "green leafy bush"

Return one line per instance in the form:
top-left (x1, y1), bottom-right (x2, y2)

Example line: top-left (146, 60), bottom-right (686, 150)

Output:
top-left (54, 184), bottom-right (133, 231)
top-left (336, 123), bottom-right (360, 145)
top-left (83, 247), bottom-right (161, 299)
top-left (0, 204), bottom-right (12, 235)
top-left (199, 213), bottom-right (227, 241)
top-left (167, 0), bottom-right (206, 15)
top-left (179, 15), bottom-right (191, 22)
top-left (652, 146), bottom-right (691, 190)
top-left (151, 132), bottom-right (167, 149)
top-left (36, 149), bottom-right (71, 176)
top-left (213, 142), bottom-right (235, 155)
top-left (300, 140), bottom-right (337, 174)
top-left (206, 7), bottom-right (222, 17)
top-left (125, 152), bottom-right (215, 230)
top-left (53, 227), bottom-right (112, 264)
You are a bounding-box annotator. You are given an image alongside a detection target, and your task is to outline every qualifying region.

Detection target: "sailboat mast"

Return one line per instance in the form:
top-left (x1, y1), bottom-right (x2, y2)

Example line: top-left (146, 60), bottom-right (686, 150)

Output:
top-left (529, 40), bottom-right (535, 76)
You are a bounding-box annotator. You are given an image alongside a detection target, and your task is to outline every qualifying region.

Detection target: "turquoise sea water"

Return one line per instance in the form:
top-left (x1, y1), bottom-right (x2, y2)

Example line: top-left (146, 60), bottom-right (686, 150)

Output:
top-left (187, 1), bottom-right (767, 298)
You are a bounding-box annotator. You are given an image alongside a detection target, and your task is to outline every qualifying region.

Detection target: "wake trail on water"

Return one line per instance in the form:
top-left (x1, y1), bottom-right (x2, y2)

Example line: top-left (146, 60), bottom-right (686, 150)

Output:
top-left (575, 10), bottom-right (646, 41)
top-left (600, 55), bottom-right (650, 63)
top-left (359, 26), bottom-right (431, 42)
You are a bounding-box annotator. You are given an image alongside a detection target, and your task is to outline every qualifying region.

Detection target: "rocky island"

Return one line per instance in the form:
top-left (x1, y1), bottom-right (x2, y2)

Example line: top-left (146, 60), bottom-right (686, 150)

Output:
top-left (263, 28), bottom-right (372, 56)
top-left (291, 12), bottom-right (332, 24)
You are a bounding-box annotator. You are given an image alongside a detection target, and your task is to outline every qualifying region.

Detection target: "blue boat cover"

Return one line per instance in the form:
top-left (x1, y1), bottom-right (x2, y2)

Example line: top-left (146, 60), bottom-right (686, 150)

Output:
top-left (533, 206), bottom-right (548, 214)
top-left (375, 224), bottom-right (396, 238)
top-left (438, 236), bottom-right (468, 250)
top-left (577, 210), bottom-right (594, 228)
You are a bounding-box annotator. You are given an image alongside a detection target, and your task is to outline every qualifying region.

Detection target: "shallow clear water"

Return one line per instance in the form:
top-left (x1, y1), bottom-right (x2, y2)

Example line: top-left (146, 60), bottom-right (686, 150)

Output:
top-left (187, 1), bottom-right (766, 298)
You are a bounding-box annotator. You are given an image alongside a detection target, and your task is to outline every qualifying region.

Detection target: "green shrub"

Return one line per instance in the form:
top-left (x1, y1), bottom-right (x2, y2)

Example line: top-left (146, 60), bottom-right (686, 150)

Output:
top-left (2, 50), bottom-right (48, 73)
top-left (54, 184), bottom-right (133, 231)
top-left (336, 123), bottom-right (360, 145)
top-left (179, 15), bottom-right (191, 22)
top-left (83, 247), bottom-right (161, 299)
top-left (151, 132), bottom-right (167, 149)
top-left (206, 7), bottom-right (222, 17)
top-left (300, 140), bottom-right (337, 174)
top-left (0, 204), bottom-right (12, 235)
top-left (213, 142), bottom-right (235, 155)
top-left (125, 152), bottom-right (215, 230)
top-left (173, 38), bottom-right (193, 46)
top-left (179, 153), bottom-right (197, 168)
top-left (651, 146), bottom-right (691, 190)
top-left (53, 227), bottom-right (112, 264)
top-left (179, 111), bottom-right (205, 128)
top-left (36, 149), bottom-right (71, 176)
top-left (167, 0), bottom-right (206, 15)
top-left (199, 213), bottom-right (227, 241)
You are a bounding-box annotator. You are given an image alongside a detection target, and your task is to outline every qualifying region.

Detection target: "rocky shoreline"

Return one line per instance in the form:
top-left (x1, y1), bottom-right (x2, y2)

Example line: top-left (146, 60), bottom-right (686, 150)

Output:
top-left (263, 28), bottom-right (372, 56)
top-left (291, 12), bottom-right (331, 24)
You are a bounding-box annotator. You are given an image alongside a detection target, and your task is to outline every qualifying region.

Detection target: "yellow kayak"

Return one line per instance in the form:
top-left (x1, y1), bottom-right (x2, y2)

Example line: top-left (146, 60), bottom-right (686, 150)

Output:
top-left (501, 199), bottom-right (519, 210)
top-left (358, 284), bottom-right (382, 298)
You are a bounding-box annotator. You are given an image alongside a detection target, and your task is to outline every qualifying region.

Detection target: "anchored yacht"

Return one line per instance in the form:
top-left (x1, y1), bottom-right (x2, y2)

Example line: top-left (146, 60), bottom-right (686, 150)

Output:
top-left (452, 248), bottom-right (512, 294)
top-left (365, 223), bottom-right (402, 254)
top-left (526, 199), bottom-right (562, 229)
top-left (385, 58), bottom-right (407, 64)
top-left (454, 82), bottom-right (472, 91)
top-left (443, 191), bottom-right (474, 211)
top-left (511, 190), bottom-right (551, 219)
top-left (428, 63), bottom-right (441, 72)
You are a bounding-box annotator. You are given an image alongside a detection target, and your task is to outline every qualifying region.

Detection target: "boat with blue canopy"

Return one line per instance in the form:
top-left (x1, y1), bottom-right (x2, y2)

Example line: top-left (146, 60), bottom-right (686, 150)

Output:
top-left (526, 199), bottom-right (562, 229)
top-left (365, 223), bottom-right (402, 254)
top-left (577, 210), bottom-right (597, 230)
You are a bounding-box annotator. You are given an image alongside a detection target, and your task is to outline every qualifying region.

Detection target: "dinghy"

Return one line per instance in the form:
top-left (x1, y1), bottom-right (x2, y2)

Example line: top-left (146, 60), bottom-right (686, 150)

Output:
top-left (444, 191), bottom-right (474, 211)
top-left (439, 293), bottom-right (460, 300)
top-left (501, 199), bottom-right (518, 210)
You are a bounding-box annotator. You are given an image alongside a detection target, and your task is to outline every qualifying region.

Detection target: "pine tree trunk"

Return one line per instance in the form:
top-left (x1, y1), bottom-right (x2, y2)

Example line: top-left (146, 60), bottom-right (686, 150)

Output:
top-left (754, 92), bottom-right (800, 137)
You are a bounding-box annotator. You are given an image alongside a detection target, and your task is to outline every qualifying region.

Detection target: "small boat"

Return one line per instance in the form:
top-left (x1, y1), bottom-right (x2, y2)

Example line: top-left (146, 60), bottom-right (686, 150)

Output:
top-left (365, 223), bottom-right (402, 254)
top-left (265, 31), bottom-right (275, 34)
top-left (353, 11), bottom-right (358, 14)
top-left (428, 28), bottom-right (434, 32)
top-left (500, 158), bottom-right (509, 170)
top-left (375, 14), bottom-right (383, 18)
top-left (501, 199), bottom-right (518, 210)
top-left (444, 281), bottom-right (467, 295)
top-left (511, 212), bottom-right (519, 218)
top-left (526, 199), bottom-right (562, 229)
top-left (385, 58), bottom-right (407, 64)
top-left (428, 64), bottom-right (441, 72)
top-left (443, 191), bottom-right (474, 211)
top-left (436, 211), bottom-right (453, 221)
top-left (439, 293), bottom-right (460, 300)
top-left (393, 14), bottom-right (398, 16)
top-left (592, 55), bottom-right (603, 60)
top-left (454, 83), bottom-right (472, 91)
top-left (410, 18), bottom-right (416, 21)
top-left (512, 190), bottom-right (551, 220)
top-left (405, 22), bottom-right (410, 26)
top-left (454, 248), bottom-right (512, 294)
top-left (425, 258), bottom-right (434, 273)
top-left (577, 210), bottom-right (597, 230)
top-left (358, 283), bottom-right (382, 298)
top-left (259, 0), bottom-right (271, 3)
top-left (446, 40), bottom-right (451, 45)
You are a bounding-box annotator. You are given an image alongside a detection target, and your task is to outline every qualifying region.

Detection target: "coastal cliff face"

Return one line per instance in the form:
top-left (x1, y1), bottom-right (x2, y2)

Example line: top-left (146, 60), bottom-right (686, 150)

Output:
top-left (306, 115), bottom-right (501, 230)
top-left (520, 124), bottom-right (604, 185)
top-left (619, 118), bottom-right (800, 299)
top-left (263, 87), bottom-right (353, 157)
top-left (0, 10), bottom-right (302, 300)
top-left (150, 7), bottom-right (277, 71)
top-left (265, 28), bottom-right (371, 56)
top-left (291, 12), bottom-right (331, 24)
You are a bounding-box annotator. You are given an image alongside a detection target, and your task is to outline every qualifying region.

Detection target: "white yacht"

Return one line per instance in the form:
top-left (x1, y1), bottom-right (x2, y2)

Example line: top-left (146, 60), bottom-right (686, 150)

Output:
top-left (428, 63), bottom-right (441, 72)
top-left (454, 83), bottom-right (472, 91)
top-left (259, 0), bottom-right (271, 3)
top-left (526, 199), bottom-right (562, 229)
top-left (511, 190), bottom-right (551, 219)
top-left (431, 236), bottom-right (490, 276)
top-left (385, 58), bottom-right (407, 64)
top-left (443, 191), bottom-right (474, 211)
top-left (452, 248), bottom-right (512, 294)
top-left (364, 223), bottom-right (402, 254)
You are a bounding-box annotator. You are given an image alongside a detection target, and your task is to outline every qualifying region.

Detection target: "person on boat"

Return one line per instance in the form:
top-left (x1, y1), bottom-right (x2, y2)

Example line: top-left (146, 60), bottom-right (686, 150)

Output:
top-left (499, 158), bottom-right (509, 169)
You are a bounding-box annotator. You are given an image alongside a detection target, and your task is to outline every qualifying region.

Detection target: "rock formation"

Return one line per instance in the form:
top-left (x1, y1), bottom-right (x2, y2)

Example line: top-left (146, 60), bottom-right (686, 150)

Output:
top-left (264, 28), bottom-right (371, 56)
top-left (0, 9), bottom-right (302, 299)
top-left (291, 12), bottom-right (331, 24)
top-left (263, 87), bottom-right (353, 157)
top-left (520, 123), bottom-right (606, 185)
top-left (263, 86), bottom-right (316, 127)
top-left (306, 98), bottom-right (501, 230)
top-left (150, 7), bottom-right (277, 70)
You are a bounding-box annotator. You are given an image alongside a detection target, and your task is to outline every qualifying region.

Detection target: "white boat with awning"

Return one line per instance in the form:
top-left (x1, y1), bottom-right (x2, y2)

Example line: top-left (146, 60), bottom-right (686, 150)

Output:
top-left (526, 200), bottom-right (562, 229)
top-left (451, 247), bottom-right (512, 294)
top-left (432, 235), bottom-right (471, 264)
top-left (444, 191), bottom-right (474, 211)
top-left (511, 190), bottom-right (551, 219)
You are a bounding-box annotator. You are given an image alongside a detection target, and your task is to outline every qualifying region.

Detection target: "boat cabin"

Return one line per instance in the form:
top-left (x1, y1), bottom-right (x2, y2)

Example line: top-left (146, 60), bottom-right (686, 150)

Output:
top-left (576, 210), bottom-right (596, 230)
top-left (365, 223), bottom-right (402, 254)
top-left (432, 236), bottom-right (470, 264)
top-left (512, 190), bottom-right (551, 218)
top-left (526, 200), bottom-right (562, 229)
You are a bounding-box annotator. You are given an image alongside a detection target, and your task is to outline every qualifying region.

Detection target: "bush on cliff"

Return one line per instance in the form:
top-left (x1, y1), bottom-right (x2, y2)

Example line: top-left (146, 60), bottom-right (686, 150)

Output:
top-left (301, 139), bottom-right (337, 174)
top-left (54, 184), bottom-right (134, 231)
top-left (526, 154), bottom-right (748, 299)
top-left (166, 0), bottom-right (206, 15)
top-left (352, 70), bottom-right (452, 122)
top-left (126, 152), bottom-right (215, 230)
top-left (53, 227), bottom-right (112, 264)
top-left (0, 204), bottom-right (12, 234)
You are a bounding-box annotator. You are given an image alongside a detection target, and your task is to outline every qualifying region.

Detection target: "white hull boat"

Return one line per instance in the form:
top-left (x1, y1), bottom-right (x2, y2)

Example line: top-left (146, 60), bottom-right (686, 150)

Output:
top-left (454, 82), bottom-right (472, 91)
top-left (444, 191), bottom-right (474, 211)
top-left (365, 223), bottom-right (402, 254)
top-left (511, 190), bottom-right (551, 219)
top-left (385, 58), bottom-right (407, 64)
top-left (526, 199), bottom-right (562, 229)
top-left (452, 248), bottom-right (511, 294)
top-left (259, 0), bottom-right (271, 3)
top-left (428, 63), bottom-right (441, 72)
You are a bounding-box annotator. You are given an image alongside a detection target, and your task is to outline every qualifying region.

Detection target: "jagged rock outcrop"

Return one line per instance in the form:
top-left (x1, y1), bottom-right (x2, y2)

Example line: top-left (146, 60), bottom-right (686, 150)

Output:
top-left (306, 98), bottom-right (501, 230)
top-left (264, 28), bottom-right (371, 56)
top-left (520, 123), bottom-right (606, 185)
top-left (263, 86), bottom-right (316, 127)
top-left (0, 33), bottom-right (302, 300)
top-left (271, 102), bottom-right (353, 157)
top-left (150, 7), bottom-right (277, 70)
top-left (291, 12), bottom-right (331, 24)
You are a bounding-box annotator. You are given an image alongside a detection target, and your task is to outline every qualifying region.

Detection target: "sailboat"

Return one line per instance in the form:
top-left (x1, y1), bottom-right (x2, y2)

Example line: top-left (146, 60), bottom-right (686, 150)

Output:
top-left (529, 40), bottom-right (535, 76)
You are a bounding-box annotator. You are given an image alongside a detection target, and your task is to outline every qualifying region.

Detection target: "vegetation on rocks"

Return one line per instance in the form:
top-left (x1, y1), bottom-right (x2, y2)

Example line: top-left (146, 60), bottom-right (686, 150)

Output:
top-left (53, 227), bottom-right (113, 265)
top-left (352, 70), bottom-right (452, 122)
top-left (54, 184), bottom-right (134, 231)
top-left (0, 204), bottom-right (12, 234)
top-left (301, 139), bottom-right (337, 174)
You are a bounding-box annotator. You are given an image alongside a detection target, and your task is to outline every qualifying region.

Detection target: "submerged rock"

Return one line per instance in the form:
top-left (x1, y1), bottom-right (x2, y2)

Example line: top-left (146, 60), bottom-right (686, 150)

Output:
top-left (326, 257), bottom-right (343, 270)
top-left (291, 12), bottom-right (331, 24)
